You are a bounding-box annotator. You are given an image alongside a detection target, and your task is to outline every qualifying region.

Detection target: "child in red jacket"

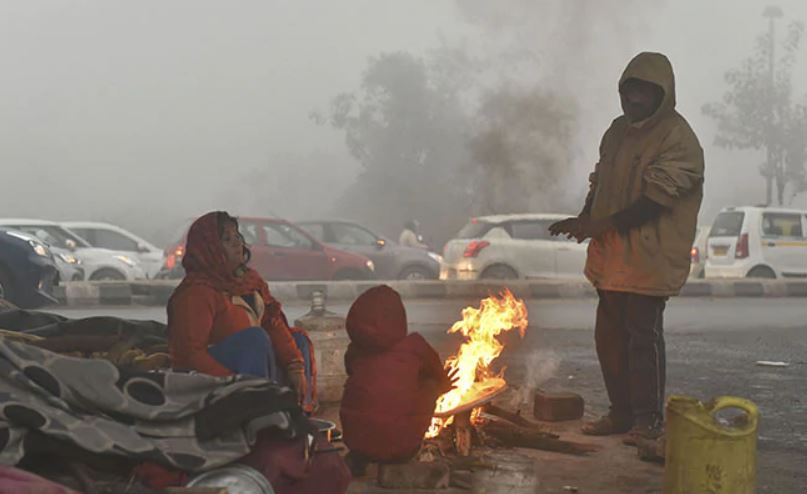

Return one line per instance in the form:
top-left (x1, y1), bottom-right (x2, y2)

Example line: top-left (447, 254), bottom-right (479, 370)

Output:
top-left (339, 285), bottom-right (453, 476)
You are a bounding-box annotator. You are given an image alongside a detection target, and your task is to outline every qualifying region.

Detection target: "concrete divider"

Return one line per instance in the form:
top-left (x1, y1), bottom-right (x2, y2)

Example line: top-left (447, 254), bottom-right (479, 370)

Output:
top-left (53, 278), bottom-right (807, 307)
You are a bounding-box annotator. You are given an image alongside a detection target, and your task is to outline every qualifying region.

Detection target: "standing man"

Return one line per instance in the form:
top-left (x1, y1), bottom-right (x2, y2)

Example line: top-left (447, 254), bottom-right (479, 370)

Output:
top-left (550, 52), bottom-right (704, 444)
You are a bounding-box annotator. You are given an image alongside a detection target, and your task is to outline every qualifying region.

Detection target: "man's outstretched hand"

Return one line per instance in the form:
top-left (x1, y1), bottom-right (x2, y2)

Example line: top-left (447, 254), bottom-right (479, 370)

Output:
top-left (549, 217), bottom-right (581, 239)
top-left (549, 216), bottom-right (613, 243)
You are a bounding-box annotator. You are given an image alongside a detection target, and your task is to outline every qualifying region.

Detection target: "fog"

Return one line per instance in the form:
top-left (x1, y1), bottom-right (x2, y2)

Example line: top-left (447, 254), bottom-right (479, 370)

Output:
top-left (3, 1), bottom-right (807, 247)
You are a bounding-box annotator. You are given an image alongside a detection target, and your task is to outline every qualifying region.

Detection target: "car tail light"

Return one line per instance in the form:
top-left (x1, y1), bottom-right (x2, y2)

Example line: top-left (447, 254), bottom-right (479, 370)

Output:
top-left (691, 246), bottom-right (700, 264)
top-left (463, 240), bottom-right (490, 258)
top-left (165, 254), bottom-right (176, 270)
top-left (735, 233), bottom-right (749, 259)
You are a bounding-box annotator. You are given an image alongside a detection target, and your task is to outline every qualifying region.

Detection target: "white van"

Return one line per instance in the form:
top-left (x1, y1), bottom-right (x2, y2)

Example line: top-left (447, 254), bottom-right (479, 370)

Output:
top-left (705, 206), bottom-right (807, 279)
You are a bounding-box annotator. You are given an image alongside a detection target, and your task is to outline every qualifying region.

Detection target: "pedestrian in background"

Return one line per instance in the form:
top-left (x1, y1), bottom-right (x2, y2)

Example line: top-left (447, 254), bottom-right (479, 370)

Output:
top-left (399, 220), bottom-right (429, 249)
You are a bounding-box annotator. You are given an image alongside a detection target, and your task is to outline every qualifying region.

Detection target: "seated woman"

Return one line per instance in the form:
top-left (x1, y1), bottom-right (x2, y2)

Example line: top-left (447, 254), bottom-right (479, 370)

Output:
top-left (167, 211), bottom-right (314, 411)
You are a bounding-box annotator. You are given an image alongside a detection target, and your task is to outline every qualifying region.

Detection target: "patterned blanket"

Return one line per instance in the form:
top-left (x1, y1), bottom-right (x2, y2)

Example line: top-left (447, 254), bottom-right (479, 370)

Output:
top-left (0, 338), bottom-right (310, 472)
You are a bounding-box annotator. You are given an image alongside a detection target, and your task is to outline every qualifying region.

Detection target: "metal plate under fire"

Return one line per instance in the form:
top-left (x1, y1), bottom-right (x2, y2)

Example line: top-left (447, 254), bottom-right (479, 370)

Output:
top-left (434, 379), bottom-right (508, 418)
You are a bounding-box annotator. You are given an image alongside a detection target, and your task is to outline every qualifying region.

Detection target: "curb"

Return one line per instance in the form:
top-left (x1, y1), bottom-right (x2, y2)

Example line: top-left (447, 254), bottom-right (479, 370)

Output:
top-left (53, 279), bottom-right (807, 307)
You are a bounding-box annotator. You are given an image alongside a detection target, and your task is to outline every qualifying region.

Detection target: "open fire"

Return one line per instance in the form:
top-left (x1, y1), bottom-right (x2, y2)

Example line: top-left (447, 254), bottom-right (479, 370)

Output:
top-left (426, 289), bottom-right (528, 439)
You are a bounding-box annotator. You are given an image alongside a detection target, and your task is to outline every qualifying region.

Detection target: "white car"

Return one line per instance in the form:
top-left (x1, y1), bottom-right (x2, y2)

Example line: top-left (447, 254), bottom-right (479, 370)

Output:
top-left (62, 221), bottom-right (164, 279)
top-left (705, 206), bottom-right (807, 279)
top-left (0, 219), bottom-right (146, 281)
top-left (440, 214), bottom-right (587, 280)
top-left (689, 226), bottom-right (710, 279)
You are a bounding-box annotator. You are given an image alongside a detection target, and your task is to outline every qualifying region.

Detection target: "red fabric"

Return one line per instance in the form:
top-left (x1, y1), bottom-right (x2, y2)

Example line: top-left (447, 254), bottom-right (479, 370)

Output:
top-left (0, 466), bottom-right (80, 494)
top-left (167, 212), bottom-right (302, 376)
top-left (180, 211), bottom-right (269, 298)
top-left (239, 430), bottom-right (351, 494)
top-left (339, 286), bottom-right (449, 462)
top-left (132, 462), bottom-right (187, 489)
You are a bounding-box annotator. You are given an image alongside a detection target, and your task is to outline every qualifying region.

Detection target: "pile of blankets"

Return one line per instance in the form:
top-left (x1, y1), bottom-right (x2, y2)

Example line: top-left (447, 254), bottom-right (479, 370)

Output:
top-left (0, 309), bottom-right (311, 473)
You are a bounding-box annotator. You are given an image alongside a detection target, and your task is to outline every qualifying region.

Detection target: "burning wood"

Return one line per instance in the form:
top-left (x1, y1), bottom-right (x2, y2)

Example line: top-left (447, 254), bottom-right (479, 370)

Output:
top-left (427, 289), bottom-right (528, 439)
top-left (421, 290), bottom-right (600, 459)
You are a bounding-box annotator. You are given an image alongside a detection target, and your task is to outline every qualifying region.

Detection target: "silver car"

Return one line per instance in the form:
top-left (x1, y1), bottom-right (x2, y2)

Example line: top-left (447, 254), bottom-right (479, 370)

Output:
top-left (298, 220), bottom-right (441, 280)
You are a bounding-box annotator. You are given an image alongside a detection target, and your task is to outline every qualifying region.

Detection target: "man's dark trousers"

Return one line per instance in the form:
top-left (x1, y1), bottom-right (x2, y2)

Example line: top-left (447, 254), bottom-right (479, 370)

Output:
top-left (595, 289), bottom-right (667, 425)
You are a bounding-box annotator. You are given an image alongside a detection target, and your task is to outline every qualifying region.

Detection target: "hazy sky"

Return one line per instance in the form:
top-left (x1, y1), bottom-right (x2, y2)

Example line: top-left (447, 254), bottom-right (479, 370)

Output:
top-left (3, 1), bottom-right (807, 243)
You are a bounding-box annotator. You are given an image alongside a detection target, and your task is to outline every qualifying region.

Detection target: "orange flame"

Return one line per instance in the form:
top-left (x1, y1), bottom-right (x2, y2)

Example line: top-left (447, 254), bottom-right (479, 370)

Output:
top-left (426, 289), bottom-right (528, 438)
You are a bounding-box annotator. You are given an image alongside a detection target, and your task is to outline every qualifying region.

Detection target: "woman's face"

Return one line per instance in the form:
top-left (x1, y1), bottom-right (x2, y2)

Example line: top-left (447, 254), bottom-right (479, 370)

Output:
top-left (221, 221), bottom-right (245, 269)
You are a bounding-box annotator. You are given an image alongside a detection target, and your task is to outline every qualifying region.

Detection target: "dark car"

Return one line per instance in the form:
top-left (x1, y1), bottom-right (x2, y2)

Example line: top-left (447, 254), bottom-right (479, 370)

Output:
top-left (297, 220), bottom-right (441, 280)
top-left (0, 229), bottom-right (59, 308)
top-left (157, 216), bottom-right (376, 281)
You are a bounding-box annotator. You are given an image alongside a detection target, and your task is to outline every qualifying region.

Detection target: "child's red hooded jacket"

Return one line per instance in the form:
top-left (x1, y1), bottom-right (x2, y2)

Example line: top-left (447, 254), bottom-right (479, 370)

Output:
top-left (339, 286), bottom-right (449, 462)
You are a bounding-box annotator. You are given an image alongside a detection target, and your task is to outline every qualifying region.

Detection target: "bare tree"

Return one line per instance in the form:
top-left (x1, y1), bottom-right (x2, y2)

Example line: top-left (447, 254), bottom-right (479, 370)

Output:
top-left (703, 7), bottom-right (807, 205)
top-left (325, 52), bottom-right (472, 247)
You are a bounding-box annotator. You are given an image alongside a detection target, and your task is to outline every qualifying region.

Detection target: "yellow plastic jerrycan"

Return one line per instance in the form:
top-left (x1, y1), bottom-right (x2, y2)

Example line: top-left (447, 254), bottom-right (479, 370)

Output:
top-left (664, 395), bottom-right (759, 494)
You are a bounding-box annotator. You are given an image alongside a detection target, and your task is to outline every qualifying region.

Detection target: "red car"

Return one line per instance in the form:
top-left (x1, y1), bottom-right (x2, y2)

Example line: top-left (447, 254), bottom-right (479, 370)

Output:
top-left (158, 217), bottom-right (376, 281)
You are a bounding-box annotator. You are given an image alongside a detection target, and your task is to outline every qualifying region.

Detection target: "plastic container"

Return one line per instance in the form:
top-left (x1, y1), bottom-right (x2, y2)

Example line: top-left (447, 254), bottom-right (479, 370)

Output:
top-left (664, 395), bottom-right (759, 494)
top-left (187, 464), bottom-right (275, 494)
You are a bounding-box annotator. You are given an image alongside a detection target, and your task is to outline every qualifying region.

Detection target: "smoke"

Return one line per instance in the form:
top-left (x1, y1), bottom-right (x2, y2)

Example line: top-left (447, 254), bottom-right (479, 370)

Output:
top-left (468, 86), bottom-right (578, 215)
top-left (501, 349), bottom-right (562, 411)
top-left (453, 0), bottom-right (666, 214)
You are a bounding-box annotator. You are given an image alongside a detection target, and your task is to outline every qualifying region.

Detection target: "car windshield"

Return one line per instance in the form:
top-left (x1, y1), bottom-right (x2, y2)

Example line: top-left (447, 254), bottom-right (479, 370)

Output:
top-left (457, 220), bottom-right (496, 239)
top-left (709, 212), bottom-right (745, 237)
top-left (11, 225), bottom-right (89, 249)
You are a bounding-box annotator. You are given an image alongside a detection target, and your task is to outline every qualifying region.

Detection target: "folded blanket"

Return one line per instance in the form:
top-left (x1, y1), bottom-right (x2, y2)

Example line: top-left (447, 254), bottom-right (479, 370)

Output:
top-left (0, 338), bottom-right (310, 472)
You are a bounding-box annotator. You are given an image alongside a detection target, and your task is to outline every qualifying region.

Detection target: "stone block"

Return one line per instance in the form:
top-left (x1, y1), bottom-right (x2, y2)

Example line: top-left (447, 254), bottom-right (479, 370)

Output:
top-left (98, 283), bottom-right (132, 305)
top-left (733, 281), bottom-right (764, 297)
top-left (534, 390), bottom-right (584, 422)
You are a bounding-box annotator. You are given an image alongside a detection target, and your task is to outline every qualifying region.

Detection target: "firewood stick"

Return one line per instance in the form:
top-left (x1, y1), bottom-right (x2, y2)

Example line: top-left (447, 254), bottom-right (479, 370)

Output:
top-left (484, 404), bottom-right (553, 433)
top-left (454, 410), bottom-right (473, 457)
top-left (483, 421), bottom-right (600, 456)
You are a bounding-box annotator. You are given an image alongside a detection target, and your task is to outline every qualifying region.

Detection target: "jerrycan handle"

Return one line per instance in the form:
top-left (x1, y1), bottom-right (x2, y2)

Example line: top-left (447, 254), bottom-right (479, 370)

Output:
top-left (709, 396), bottom-right (759, 436)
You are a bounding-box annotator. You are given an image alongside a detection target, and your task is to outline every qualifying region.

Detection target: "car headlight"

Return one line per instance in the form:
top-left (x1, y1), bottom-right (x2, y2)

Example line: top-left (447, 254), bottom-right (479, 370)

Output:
top-left (114, 255), bottom-right (136, 268)
top-left (365, 260), bottom-right (375, 272)
top-left (427, 252), bottom-right (443, 263)
top-left (29, 241), bottom-right (49, 257)
top-left (58, 253), bottom-right (80, 264)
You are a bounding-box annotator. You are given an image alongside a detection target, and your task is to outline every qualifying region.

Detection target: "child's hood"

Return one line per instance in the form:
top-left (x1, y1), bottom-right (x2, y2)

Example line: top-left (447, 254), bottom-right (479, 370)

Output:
top-left (346, 285), bottom-right (407, 351)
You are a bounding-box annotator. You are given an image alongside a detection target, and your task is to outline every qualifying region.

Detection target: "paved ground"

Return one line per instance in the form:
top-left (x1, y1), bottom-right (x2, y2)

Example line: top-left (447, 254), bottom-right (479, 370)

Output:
top-left (51, 298), bottom-right (807, 493)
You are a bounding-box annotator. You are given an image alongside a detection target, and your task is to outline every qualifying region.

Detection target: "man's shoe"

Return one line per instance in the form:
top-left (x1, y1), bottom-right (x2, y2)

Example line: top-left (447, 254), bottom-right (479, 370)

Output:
top-left (581, 414), bottom-right (633, 436)
top-left (622, 422), bottom-right (664, 446)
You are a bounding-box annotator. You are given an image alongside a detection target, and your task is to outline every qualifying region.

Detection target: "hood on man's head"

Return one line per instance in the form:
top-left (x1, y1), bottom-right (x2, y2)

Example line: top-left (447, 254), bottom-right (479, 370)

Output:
top-left (346, 285), bottom-right (407, 350)
top-left (619, 52), bottom-right (676, 121)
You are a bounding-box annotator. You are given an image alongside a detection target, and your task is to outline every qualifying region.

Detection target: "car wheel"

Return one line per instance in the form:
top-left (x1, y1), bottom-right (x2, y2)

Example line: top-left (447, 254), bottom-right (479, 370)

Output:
top-left (90, 269), bottom-right (127, 281)
top-left (481, 264), bottom-right (518, 280)
top-left (398, 265), bottom-right (434, 280)
top-left (747, 266), bottom-right (776, 279)
top-left (0, 265), bottom-right (15, 302)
